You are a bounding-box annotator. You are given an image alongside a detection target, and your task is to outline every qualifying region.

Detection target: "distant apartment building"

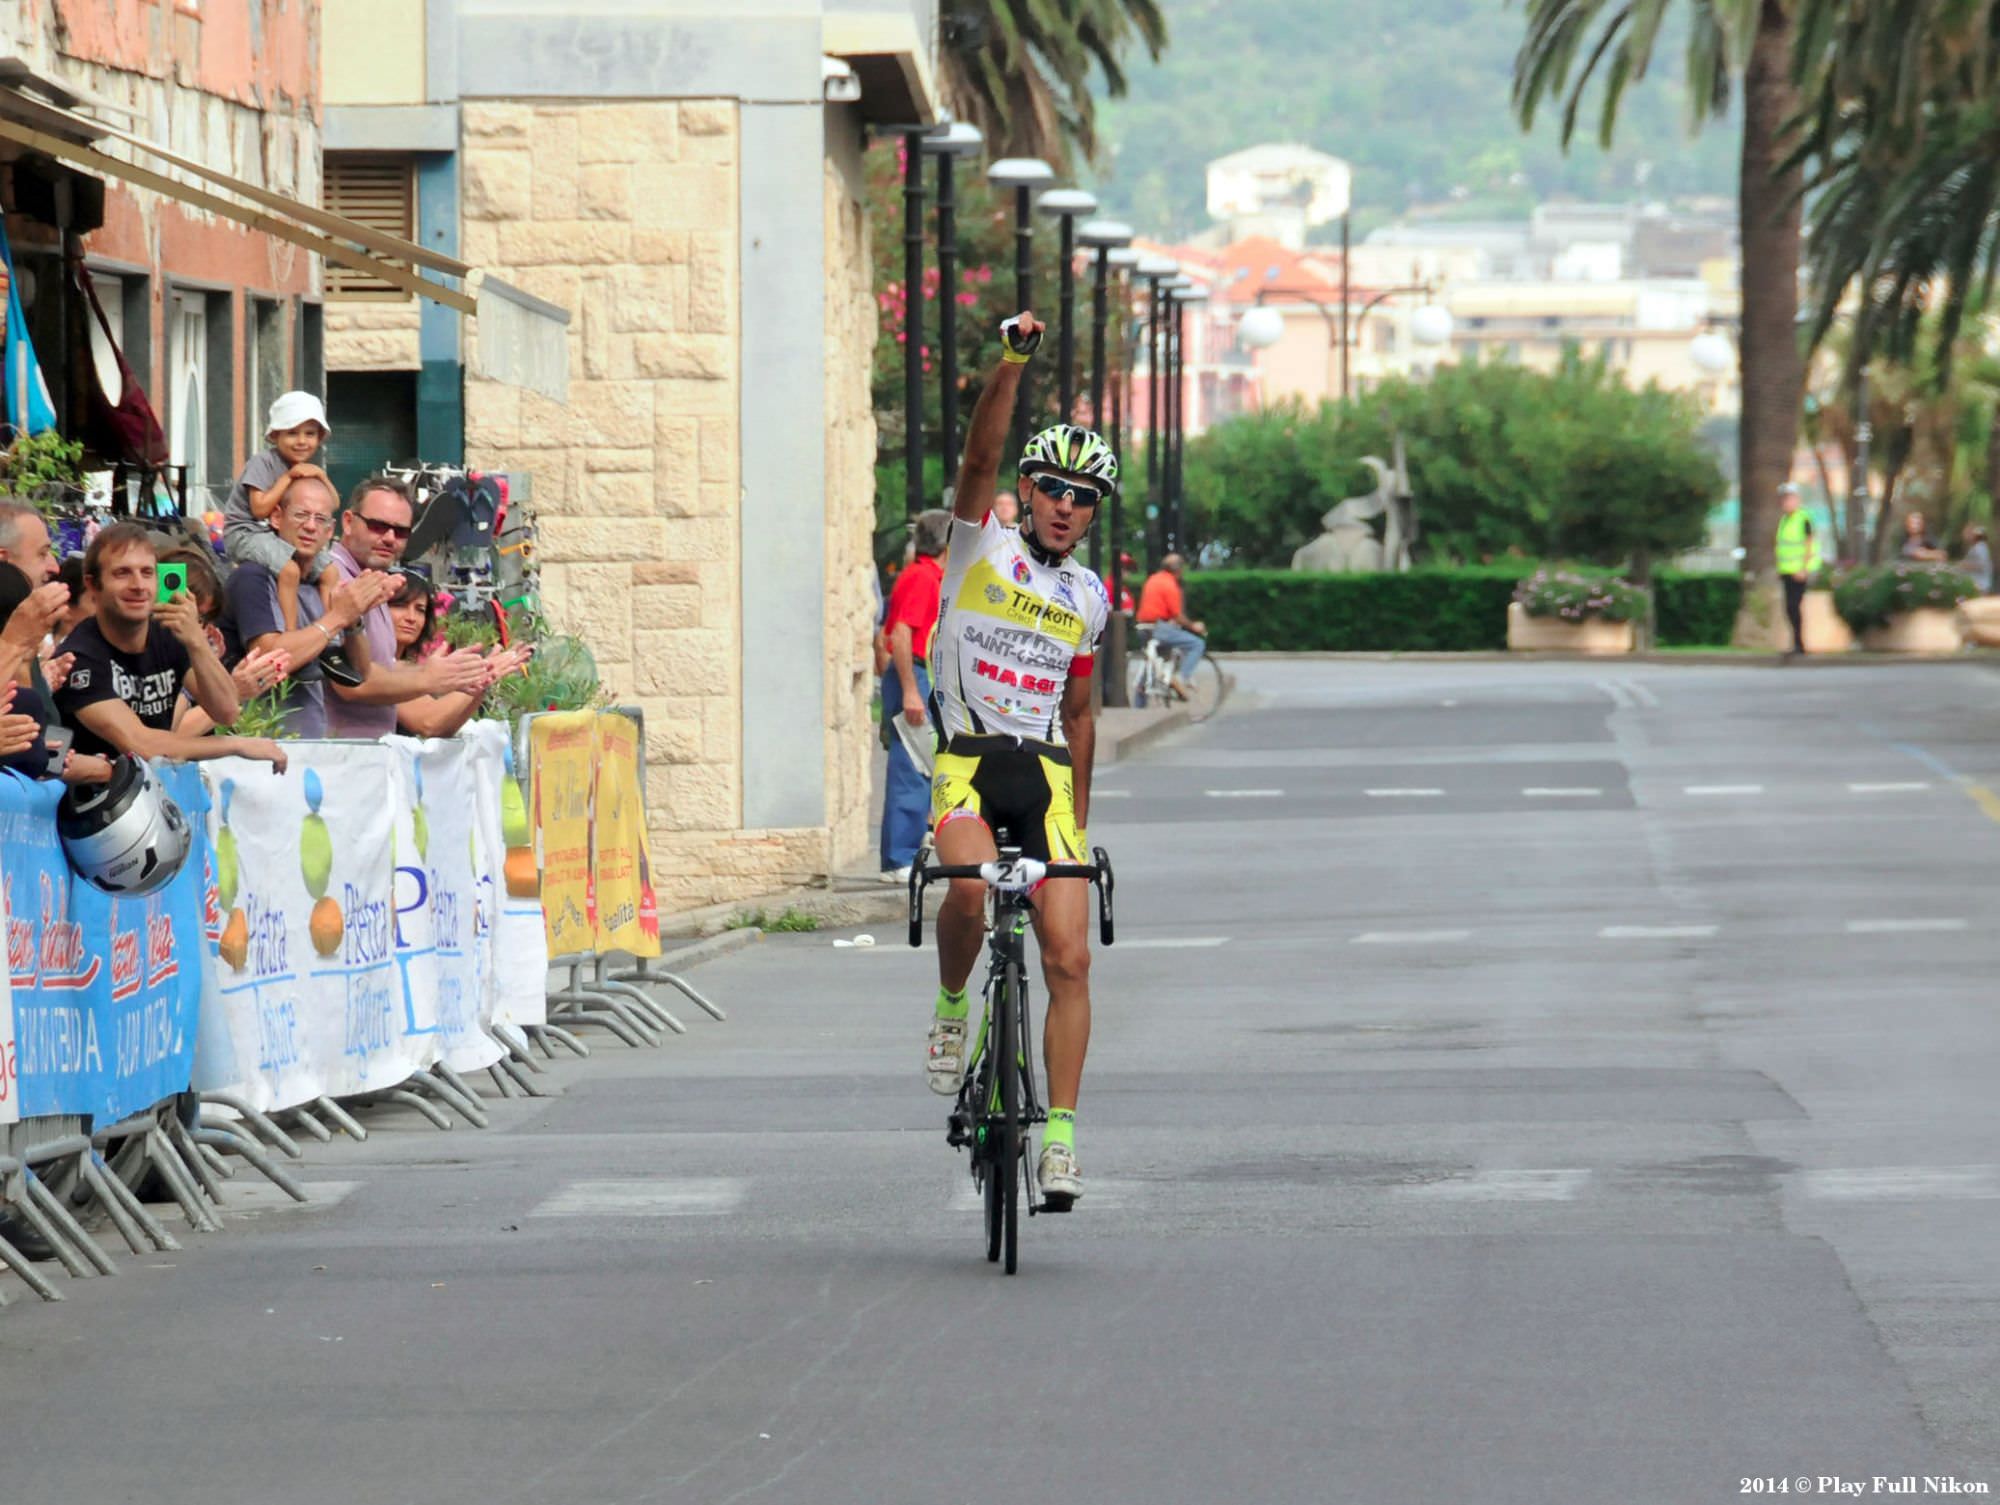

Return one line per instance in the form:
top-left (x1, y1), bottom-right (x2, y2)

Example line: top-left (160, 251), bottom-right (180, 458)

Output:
top-left (0, 3), bottom-right (326, 508)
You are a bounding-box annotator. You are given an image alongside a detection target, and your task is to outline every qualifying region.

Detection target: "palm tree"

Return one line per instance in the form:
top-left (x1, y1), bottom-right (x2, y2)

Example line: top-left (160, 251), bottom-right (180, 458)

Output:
top-left (1791, 0), bottom-right (2000, 386)
top-left (938, 0), bottom-right (1167, 168)
top-left (1513, 0), bottom-right (1805, 646)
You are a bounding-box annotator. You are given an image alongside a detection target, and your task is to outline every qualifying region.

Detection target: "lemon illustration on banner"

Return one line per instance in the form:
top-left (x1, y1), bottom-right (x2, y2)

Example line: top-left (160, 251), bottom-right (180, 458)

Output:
top-left (500, 737), bottom-right (538, 898)
top-left (302, 768), bottom-right (344, 957)
top-left (217, 778), bottom-right (249, 971)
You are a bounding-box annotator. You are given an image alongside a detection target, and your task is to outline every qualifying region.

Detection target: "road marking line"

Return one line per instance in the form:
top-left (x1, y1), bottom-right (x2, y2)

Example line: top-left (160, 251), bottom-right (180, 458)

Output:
top-left (1352, 929), bottom-right (1472, 945)
top-left (1685, 784), bottom-right (1764, 796)
top-left (1843, 917), bottom-right (1967, 934)
top-left (1799, 1166), bottom-right (2000, 1200)
top-left (1847, 781), bottom-right (1931, 793)
top-left (1365, 788), bottom-right (1445, 798)
top-left (1117, 937), bottom-right (1231, 950)
top-left (1522, 787), bottom-right (1603, 798)
top-left (1599, 924), bottom-right (1718, 939)
top-left (1204, 788), bottom-right (1284, 799)
top-left (530, 1179), bottom-right (746, 1218)
top-left (1093, 790), bottom-right (1132, 799)
top-left (1402, 1169), bottom-right (1592, 1201)
top-left (951, 1179), bottom-right (1132, 1212)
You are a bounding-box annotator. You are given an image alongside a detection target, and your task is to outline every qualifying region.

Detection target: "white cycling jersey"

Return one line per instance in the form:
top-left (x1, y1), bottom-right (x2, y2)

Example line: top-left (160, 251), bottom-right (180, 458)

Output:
top-left (932, 515), bottom-right (1109, 745)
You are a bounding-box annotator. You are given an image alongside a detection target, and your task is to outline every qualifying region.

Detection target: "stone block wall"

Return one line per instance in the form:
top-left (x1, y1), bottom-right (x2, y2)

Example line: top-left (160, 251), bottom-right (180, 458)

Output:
top-left (326, 301), bottom-right (421, 370)
top-left (463, 98), bottom-right (751, 911)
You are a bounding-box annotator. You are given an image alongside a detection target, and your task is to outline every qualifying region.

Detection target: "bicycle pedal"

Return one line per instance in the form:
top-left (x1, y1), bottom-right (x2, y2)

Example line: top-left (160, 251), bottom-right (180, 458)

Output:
top-left (945, 1107), bottom-right (973, 1147)
top-left (1036, 1195), bottom-right (1075, 1214)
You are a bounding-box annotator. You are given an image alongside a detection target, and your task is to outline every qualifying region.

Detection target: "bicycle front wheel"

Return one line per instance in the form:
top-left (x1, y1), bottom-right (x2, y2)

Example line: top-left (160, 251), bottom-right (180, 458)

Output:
top-left (1181, 655), bottom-right (1225, 724)
top-left (997, 959), bottom-right (1022, 1275)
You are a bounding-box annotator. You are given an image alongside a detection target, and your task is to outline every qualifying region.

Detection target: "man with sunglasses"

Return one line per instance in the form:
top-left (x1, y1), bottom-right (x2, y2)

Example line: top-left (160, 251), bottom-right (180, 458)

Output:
top-left (924, 310), bottom-right (1117, 1210)
top-left (325, 474), bottom-right (486, 737)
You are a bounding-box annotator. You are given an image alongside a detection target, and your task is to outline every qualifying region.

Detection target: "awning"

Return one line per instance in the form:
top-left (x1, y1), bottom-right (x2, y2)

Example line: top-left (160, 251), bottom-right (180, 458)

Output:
top-left (0, 89), bottom-right (569, 399)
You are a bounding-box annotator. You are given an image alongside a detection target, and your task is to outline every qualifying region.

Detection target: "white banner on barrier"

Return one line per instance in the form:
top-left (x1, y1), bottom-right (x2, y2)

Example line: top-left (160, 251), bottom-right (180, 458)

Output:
top-left (196, 746), bottom-right (411, 1111)
top-left (470, 722), bottom-right (548, 1030)
top-left (389, 736), bottom-right (503, 1074)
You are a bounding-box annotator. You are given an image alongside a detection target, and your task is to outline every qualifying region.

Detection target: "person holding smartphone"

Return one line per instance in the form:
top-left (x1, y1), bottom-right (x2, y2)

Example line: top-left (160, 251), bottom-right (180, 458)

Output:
top-left (53, 523), bottom-right (287, 772)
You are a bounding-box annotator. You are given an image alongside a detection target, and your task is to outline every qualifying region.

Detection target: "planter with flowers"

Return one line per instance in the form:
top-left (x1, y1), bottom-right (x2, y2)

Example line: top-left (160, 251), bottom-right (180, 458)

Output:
top-left (1833, 564), bottom-right (1978, 653)
top-left (1507, 570), bottom-right (1645, 654)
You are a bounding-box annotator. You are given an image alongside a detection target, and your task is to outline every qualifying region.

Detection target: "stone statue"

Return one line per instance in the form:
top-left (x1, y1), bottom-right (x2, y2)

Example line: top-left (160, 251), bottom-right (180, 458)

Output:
top-left (1291, 437), bottom-right (1416, 573)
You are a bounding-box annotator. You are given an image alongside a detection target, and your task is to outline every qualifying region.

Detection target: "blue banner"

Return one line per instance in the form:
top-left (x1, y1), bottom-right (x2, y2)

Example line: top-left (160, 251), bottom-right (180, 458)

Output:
top-left (0, 765), bottom-right (209, 1122)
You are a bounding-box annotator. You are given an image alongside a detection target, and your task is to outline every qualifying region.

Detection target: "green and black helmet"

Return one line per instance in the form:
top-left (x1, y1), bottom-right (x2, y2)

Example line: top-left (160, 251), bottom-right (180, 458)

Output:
top-left (1019, 424), bottom-right (1119, 495)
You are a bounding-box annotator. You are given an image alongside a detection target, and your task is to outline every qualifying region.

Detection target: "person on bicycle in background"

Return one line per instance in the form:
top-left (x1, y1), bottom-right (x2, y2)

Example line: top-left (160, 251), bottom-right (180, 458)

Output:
top-left (925, 310), bottom-right (1113, 1209)
top-left (1135, 553), bottom-right (1207, 698)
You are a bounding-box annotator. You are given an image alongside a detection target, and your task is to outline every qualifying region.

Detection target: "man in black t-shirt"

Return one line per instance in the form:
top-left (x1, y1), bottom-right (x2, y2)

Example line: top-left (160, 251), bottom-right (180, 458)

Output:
top-left (55, 522), bottom-right (287, 770)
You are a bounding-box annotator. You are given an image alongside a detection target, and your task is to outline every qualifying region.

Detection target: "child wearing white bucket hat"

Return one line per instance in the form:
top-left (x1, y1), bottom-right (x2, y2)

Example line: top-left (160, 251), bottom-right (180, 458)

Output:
top-left (223, 390), bottom-right (343, 638)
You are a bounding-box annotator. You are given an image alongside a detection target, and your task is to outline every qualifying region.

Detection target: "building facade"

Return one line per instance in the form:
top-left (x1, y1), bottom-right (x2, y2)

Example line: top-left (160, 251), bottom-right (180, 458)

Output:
top-left (322, 0), bottom-right (937, 911)
top-left (0, 0), bottom-right (326, 506)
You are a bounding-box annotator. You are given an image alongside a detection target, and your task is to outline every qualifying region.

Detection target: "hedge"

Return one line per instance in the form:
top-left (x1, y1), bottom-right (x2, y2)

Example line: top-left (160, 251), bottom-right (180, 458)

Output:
top-left (1184, 568), bottom-right (1743, 652)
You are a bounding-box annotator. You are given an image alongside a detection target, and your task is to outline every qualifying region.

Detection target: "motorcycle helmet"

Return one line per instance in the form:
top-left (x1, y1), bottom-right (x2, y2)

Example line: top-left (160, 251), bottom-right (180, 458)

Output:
top-left (58, 756), bottom-right (192, 896)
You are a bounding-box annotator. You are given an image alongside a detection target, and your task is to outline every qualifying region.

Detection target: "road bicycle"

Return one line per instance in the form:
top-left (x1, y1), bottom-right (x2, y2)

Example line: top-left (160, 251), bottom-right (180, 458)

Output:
top-left (908, 841), bottom-right (1114, 1274)
top-left (1127, 626), bottom-right (1224, 724)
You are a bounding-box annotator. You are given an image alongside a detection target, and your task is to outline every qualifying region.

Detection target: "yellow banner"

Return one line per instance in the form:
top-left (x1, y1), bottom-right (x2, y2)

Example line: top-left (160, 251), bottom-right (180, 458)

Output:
top-left (592, 712), bottom-right (660, 957)
top-left (529, 710), bottom-right (597, 957)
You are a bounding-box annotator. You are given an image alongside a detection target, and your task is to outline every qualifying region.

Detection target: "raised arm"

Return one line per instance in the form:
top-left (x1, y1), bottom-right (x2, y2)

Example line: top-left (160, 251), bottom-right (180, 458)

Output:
top-left (951, 311), bottom-right (1043, 525)
top-left (71, 698), bottom-right (287, 770)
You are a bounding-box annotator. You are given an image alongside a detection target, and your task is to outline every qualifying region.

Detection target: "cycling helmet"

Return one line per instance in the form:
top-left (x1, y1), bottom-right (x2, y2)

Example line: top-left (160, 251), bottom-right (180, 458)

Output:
top-left (57, 756), bottom-right (193, 896)
top-left (1019, 424), bottom-right (1118, 494)
top-left (1017, 424), bottom-right (1118, 564)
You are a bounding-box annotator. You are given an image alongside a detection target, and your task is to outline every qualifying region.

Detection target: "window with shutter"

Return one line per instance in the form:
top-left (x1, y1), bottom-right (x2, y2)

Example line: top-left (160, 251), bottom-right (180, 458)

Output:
top-left (324, 154), bottom-right (416, 301)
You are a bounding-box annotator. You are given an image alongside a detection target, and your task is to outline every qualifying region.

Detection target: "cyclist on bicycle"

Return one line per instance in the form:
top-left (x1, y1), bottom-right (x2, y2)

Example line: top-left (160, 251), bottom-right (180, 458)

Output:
top-left (924, 311), bottom-right (1113, 1209)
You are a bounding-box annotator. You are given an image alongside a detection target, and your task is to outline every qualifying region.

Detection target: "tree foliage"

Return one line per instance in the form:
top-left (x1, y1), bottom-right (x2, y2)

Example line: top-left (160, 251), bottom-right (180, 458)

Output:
top-left (940, 0), bottom-right (1168, 168)
top-left (1791, 0), bottom-right (2000, 382)
top-left (1180, 355), bottom-right (1726, 568)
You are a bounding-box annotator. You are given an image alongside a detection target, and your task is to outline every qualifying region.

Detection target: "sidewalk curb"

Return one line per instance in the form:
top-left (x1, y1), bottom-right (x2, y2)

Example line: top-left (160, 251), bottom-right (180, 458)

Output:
top-left (1100, 704), bottom-right (1192, 762)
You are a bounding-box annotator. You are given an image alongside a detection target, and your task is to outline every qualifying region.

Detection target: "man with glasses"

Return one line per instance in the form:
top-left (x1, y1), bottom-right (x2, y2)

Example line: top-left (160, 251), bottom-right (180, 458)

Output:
top-left (324, 474), bottom-right (487, 737)
top-left (923, 310), bottom-right (1116, 1209)
top-left (218, 477), bottom-right (395, 737)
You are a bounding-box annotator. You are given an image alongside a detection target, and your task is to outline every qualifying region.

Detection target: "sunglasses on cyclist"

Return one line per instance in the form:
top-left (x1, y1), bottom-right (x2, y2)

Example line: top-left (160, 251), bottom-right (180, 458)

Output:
top-left (356, 513), bottom-right (414, 540)
top-left (1030, 473), bottom-right (1103, 508)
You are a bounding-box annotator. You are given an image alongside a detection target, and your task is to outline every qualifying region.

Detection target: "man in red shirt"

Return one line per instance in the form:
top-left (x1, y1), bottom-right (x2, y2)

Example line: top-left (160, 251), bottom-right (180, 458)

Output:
top-left (879, 507), bottom-right (951, 880)
top-left (1134, 552), bottom-right (1207, 694)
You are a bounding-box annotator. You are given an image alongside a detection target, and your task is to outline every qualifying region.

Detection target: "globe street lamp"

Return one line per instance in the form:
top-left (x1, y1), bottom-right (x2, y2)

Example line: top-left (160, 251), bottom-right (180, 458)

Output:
top-left (1038, 188), bottom-right (1098, 430)
top-left (922, 120), bottom-right (983, 484)
top-left (987, 157), bottom-right (1055, 463)
top-left (1077, 219), bottom-right (1133, 576)
top-left (1238, 284), bottom-right (1450, 396)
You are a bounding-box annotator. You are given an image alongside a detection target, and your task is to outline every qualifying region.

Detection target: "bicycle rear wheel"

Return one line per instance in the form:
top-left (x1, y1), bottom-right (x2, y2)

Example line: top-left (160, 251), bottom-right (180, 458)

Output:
top-left (1180, 655), bottom-right (1224, 724)
top-left (1126, 653), bottom-right (1153, 710)
top-left (998, 958), bottom-right (1022, 1275)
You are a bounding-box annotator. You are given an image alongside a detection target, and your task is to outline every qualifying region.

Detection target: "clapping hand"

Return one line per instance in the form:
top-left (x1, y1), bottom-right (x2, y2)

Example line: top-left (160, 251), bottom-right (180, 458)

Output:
top-left (0, 684), bottom-right (40, 759)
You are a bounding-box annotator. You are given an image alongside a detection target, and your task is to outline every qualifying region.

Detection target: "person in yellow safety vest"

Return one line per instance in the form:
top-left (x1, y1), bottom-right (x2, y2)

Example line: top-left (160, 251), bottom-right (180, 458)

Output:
top-left (1774, 483), bottom-right (1818, 658)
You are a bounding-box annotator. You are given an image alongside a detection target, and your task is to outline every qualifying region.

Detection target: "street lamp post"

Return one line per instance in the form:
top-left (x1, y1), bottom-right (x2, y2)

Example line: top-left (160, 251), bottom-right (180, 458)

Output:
top-left (921, 121), bottom-right (983, 486)
top-left (1238, 285), bottom-right (1449, 398)
top-left (1161, 275), bottom-right (1192, 553)
top-left (1078, 219), bottom-right (1134, 576)
top-left (987, 157), bottom-right (1054, 465)
top-left (1170, 284), bottom-right (1208, 555)
top-left (1136, 254), bottom-right (1179, 568)
top-left (900, 126), bottom-right (930, 519)
top-left (1102, 246), bottom-right (1145, 709)
top-left (1038, 188), bottom-right (1098, 429)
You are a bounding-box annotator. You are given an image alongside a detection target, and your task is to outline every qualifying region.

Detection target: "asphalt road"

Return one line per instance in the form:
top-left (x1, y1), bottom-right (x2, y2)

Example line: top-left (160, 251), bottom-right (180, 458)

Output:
top-left (5, 659), bottom-right (1999, 1503)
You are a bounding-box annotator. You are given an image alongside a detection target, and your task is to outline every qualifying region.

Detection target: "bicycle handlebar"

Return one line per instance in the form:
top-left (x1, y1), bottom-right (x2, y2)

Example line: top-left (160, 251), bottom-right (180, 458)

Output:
top-left (908, 848), bottom-right (1116, 948)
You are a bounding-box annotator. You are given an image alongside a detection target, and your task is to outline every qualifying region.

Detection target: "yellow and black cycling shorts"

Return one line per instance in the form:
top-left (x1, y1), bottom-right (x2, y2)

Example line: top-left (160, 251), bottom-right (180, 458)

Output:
top-left (930, 734), bottom-right (1088, 864)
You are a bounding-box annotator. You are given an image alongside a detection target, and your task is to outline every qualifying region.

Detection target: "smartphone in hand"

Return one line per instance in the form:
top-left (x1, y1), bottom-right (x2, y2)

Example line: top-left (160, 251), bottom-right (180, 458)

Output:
top-left (156, 561), bottom-right (189, 604)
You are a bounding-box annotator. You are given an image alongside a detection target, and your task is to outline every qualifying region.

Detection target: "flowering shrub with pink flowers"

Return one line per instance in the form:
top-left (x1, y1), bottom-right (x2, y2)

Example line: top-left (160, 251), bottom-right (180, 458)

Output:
top-left (1513, 568), bottom-right (1648, 623)
top-left (1832, 563), bottom-right (1978, 631)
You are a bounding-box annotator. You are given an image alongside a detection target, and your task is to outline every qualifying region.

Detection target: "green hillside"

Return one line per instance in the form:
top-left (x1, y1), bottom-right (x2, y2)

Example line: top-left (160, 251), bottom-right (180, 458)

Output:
top-left (1088, 0), bottom-right (1740, 238)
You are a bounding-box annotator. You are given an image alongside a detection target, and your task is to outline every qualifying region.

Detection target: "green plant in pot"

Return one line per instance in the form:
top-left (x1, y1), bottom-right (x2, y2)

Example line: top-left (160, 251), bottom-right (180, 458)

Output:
top-left (1832, 563), bottom-right (1979, 632)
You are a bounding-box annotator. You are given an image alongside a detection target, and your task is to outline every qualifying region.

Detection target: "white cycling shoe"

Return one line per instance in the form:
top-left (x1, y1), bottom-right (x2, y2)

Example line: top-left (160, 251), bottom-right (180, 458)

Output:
top-left (926, 1015), bottom-right (968, 1096)
top-left (1038, 1141), bottom-right (1082, 1208)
